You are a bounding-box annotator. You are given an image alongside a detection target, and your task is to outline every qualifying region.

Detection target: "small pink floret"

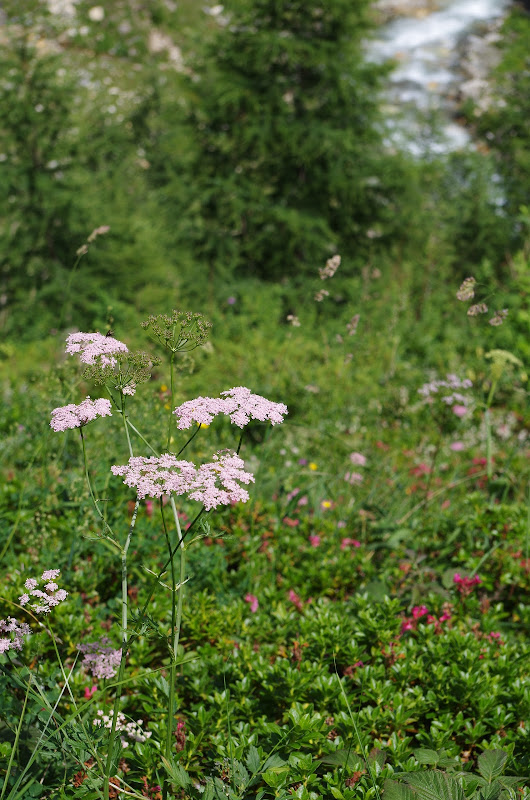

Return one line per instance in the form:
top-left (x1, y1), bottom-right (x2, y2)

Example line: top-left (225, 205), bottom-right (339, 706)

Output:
top-left (452, 405), bottom-right (468, 418)
top-left (349, 452), bottom-right (367, 467)
top-left (244, 594), bottom-right (259, 613)
top-left (173, 387), bottom-right (287, 429)
top-left (309, 535), bottom-right (321, 548)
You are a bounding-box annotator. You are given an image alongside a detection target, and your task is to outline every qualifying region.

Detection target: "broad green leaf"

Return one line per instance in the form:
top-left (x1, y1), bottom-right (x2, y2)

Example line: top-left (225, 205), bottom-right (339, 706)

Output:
top-left (477, 781), bottom-right (502, 800)
top-left (402, 770), bottom-right (464, 800)
top-left (414, 749), bottom-right (440, 765)
top-left (477, 751), bottom-right (508, 783)
top-left (319, 749), bottom-right (363, 769)
top-left (383, 779), bottom-right (416, 800)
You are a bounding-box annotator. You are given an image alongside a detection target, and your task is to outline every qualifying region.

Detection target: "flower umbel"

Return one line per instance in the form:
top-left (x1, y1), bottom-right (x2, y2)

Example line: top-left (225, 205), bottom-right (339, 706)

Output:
top-left (173, 387), bottom-right (287, 429)
top-left (66, 331), bottom-right (128, 367)
top-left (78, 637), bottom-right (122, 679)
top-left (19, 570), bottom-right (68, 614)
top-left (50, 398), bottom-right (112, 432)
top-left (0, 618), bottom-right (32, 653)
top-left (111, 450), bottom-right (255, 510)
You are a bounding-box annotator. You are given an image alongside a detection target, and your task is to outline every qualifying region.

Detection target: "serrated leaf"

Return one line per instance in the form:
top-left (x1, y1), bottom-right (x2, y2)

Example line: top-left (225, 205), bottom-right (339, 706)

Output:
top-left (383, 779), bottom-right (416, 800)
top-left (477, 781), bottom-right (502, 800)
top-left (246, 744), bottom-right (261, 775)
top-left (402, 770), bottom-right (464, 800)
top-left (160, 755), bottom-right (191, 788)
top-left (477, 751), bottom-right (508, 783)
top-left (414, 749), bottom-right (440, 765)
top-left (319, 749), bottom-right (363, 769)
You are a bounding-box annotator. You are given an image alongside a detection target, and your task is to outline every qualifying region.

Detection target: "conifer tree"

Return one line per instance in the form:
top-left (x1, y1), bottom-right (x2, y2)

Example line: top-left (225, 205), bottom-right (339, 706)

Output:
top-left (175, 0), bottom-right (410, 281)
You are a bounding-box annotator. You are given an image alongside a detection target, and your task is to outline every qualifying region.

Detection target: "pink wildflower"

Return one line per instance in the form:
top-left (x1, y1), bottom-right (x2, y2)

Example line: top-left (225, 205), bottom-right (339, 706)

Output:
top-left (340, 538), bottom-right (361, 550)
top-left (283, 517), bottom-right (299, 527)
top-left (84, 685), bottom-right (98, 699)
top-left (450, 441), bottom-right (465, 451)
top-left (452, 405), bottom-right (468, 418)
top-left (349, 452), bottom-right (367, 467)
top-left (78, 638), bottom-right (122, 679)
top-left (489, 309), bottom-right (508, 326)
top-left (173, 387), bottom-right (287, 429)
top-left (244, 594), bottom-right (259, 613)
top-left (112, 450), bottom-right (254, 510)
top-left (309, 535), bottom-right (321, 548)
top-left (344, 471), bottom-right (363, 485)
top-left (0, 618), bottom-right (32, 653)
top-left (19, 570), bottom-right (68, 614)
top-left (456, 276), bottom-right (476, 301)
top-left (288, 589), bottom-right (304, 612)
top-left (65, 331), bottom-right (128, 367)
top-left (50, 397), bottom-right (112, 432)
top-left (453, 573), bottom-right (482, 595)
top-left (412, 605), bottom-right (428, 619)
top-left (286, 488), bottom-right (300, 502)
top-left (401, 620), bottom-right (414, 633)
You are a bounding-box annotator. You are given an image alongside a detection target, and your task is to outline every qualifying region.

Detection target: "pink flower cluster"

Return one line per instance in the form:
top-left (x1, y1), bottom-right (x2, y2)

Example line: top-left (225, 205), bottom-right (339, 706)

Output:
top-left (0, 617), bottom-right (32, 654)
top-left (19, 570), bottom-right (68, 614)
top-left (50, 397), bottom-right (112, 432)
top-left (401, 604), bottom-right (451, 634)
top-left (244, 593), bottom-right (259, 613)
top-left (453, 573), bottom-right (482, 595)
top-left (111, 450), bottom-right (255, 510)
top-left (78, 637), bottom-right (122, 679)
top-left (345, 451), bottom-right (367, 486)
top-left (65, 331), bottom-right (128, 366)
top-left (418, 374), bottom-right (473, 417)
top-left (173, 387), bottom-right (287, 429)
top-left (341, 538), bottom-right (361, 550)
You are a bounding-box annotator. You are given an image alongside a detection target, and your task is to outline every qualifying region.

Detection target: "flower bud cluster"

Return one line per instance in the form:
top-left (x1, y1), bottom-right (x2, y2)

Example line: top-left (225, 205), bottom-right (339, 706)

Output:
top-left (141, 310), bottom-right (212, 353)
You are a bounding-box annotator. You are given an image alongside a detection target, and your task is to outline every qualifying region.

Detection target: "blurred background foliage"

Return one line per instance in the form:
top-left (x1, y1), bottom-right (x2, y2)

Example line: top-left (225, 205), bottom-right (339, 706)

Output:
top-left (0, 0), bottom-right (527, 345)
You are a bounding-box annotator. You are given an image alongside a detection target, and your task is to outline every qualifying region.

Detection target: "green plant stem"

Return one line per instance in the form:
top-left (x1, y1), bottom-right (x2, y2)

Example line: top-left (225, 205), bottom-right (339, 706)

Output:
top-left (103, 404), bottom-right (138, 800)
top-left (164, 496), bottom-right (185, 780)
top-left (0, 665), bottom-right (31, 800)
top-left (167, 351), bottom-right (175, 451)
top-left (80, 427), bottom-right (119, 548)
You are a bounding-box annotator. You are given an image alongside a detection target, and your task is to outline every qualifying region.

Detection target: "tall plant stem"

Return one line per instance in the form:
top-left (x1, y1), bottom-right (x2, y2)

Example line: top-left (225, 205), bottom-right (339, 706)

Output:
top-left (103, 402), bottom-right (137, 800)
top-left (167, 351), bottom-right (175, 451)
top-left (80, 428), bottom-right (119, 548)
top-left (163, 495), bottom-right (185, 787)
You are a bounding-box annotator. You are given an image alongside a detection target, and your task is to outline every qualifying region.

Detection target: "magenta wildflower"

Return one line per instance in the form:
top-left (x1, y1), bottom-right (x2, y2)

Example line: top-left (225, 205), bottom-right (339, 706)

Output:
top-left (453, 573), bottom-right (482, 595)
top-left (452, 405), bottom-right (468, 418)
top-left (288, 589), bottom-right (304, 612)
top-left (78, 637), bottom-right (122, 679)
top-left (84, 685), bottom-right (98, 699)
top-left (341, 538), bottom-right (361, 550)
top-left (244, 594), bottom-right (259, 613)
top-left (50, 397), bottom-right (112, 432)
top-left (0, 618), bottom-right (32, 653)
top-left (173, 387), bottom-right (287, 429)
top-left (65, 331), bottom-right (128, 367)
top-left (309, 535), bottom-right (321, 548)
top-left (19, 570), bottom-right (68, 614)
top-left (412, 605), bottom-right (428, 619)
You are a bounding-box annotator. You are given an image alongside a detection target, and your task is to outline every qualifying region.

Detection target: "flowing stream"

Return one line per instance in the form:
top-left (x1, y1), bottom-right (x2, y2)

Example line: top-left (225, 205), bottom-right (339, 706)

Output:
top-left (367, 0), bottom-right (511, 155)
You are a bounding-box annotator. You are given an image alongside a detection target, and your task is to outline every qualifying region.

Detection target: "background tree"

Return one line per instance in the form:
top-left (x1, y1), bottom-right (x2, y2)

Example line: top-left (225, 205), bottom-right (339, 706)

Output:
top-left (145, 0), bottom-right (417, 286)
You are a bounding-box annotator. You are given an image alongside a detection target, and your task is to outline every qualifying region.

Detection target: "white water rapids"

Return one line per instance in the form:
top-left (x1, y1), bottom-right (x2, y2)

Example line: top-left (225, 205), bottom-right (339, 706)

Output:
top-left (367, 0), bottom-right (512, 155)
